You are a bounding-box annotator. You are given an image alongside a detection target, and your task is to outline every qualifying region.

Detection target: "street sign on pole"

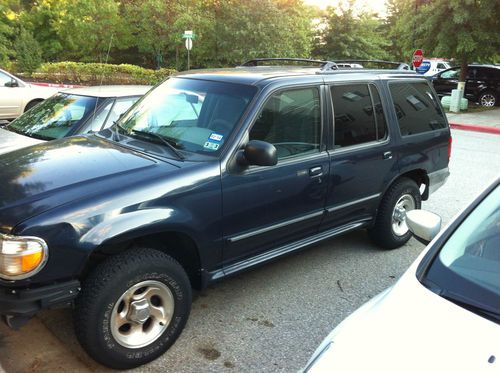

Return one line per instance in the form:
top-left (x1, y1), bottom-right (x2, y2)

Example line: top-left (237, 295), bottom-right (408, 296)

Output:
top-left (183, 31), bottom-right (194, 70)
top-left (412, 49), bottom-right (424, 68)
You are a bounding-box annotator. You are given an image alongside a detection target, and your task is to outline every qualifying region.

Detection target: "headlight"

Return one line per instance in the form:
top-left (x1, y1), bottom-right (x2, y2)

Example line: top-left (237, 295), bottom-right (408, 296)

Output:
top-left (0, 233), bottom-right (48, 280)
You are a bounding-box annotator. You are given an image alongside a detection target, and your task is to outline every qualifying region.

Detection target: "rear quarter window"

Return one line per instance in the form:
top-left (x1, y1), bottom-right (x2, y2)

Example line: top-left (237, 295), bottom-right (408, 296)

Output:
top-left (389, 81), bottom-right (447, 136)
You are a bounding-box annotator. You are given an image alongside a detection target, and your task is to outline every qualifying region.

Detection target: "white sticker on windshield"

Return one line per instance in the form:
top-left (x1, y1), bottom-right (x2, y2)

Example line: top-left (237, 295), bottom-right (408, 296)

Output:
top-left (203, 141), bottom-right (220, 150)
top-left (209, 133), bottom-right (224, 142)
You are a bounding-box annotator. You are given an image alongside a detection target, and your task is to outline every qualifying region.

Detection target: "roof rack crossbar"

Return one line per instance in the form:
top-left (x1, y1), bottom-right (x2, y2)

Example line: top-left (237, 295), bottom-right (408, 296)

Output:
top-left (241, 58), bottom-right (338, 71)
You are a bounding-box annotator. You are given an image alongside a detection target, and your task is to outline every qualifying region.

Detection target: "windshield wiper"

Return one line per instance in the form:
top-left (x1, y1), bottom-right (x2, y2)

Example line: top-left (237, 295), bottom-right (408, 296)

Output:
top-left (130, 129), bottom-right (185, 161)
top-left (440, 290), bottom-right (500, 324)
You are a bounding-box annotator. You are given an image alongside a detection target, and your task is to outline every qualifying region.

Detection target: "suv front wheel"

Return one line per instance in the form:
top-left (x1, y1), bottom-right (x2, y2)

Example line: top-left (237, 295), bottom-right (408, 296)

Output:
top-left (369, 177), bottom-right (422, 249)
top-left (74, 248), bottom-right (192, 369)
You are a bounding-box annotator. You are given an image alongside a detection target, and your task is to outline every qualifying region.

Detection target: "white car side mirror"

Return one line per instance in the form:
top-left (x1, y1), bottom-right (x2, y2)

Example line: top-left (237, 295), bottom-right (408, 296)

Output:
top-left (406, 210), bottom-right (442, 244)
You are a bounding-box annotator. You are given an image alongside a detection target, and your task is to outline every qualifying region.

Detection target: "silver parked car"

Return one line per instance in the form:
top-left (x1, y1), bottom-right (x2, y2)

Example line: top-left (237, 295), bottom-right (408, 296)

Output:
top-left (0, 85), bottom-right (151, 155)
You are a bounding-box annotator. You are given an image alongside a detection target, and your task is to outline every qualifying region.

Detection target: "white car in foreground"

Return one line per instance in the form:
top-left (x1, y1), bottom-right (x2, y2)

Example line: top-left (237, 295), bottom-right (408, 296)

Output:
top-left (304, 177), bottom-right (500, 373)
top-left (0, 68), bottom-right (59, 120)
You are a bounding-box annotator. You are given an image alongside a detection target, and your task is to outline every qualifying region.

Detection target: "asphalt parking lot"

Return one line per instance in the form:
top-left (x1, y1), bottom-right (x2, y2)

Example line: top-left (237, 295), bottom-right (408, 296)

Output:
top-left (1, 129), bottom-right (499, 372)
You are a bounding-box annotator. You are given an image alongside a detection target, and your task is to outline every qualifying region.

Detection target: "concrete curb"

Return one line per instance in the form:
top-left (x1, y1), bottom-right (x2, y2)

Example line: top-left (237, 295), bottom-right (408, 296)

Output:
top-left (449, 123), bottom-right (500, 135)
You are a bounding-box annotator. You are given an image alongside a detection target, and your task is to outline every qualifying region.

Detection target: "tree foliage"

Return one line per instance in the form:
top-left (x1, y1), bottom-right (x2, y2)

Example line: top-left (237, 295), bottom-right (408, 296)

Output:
top-left (0, 0), bottom-right (498, 74)
top-left (314, 0), bottom-right (389, 61)
top-left (14, 27), bottom-right (42, 73)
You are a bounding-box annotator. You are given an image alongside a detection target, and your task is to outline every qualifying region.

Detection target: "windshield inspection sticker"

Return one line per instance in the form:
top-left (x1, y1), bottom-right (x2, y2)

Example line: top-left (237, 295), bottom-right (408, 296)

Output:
top-left (209, 133), bottom-right (224, 142)
top-left (204, 141), bottom-right (220, 151)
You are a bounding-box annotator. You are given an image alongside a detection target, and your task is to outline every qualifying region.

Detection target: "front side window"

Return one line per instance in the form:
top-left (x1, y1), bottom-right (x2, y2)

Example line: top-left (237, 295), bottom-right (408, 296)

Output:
top-left (8, 93), bottom-right (103, 140)
top-left (440, 68), bottom-right (459, 79)
top-left (389, 81), bottom-right (447, 136)
top-left (0, 72), bottom-right (12, 86)
top-left (424, 185), bottom-right (500, 321)
top-left (249, 87), bottom-right (321, 160)
top-left (331, 84), bottom-right (387, 148)
top-left (119, 78), bottom-right (256, 157)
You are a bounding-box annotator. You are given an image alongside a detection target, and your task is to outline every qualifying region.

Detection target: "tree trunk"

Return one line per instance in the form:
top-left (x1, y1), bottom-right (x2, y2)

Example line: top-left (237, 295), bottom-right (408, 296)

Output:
top-left (459, 56), bottom-right (468, 82)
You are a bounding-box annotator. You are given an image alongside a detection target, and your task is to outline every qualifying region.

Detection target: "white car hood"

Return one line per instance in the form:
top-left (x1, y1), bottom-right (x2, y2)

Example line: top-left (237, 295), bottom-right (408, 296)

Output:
top-left (0, 128), bottom-right (44, 155)
top-left (308, 263), bottom-right (500, 373)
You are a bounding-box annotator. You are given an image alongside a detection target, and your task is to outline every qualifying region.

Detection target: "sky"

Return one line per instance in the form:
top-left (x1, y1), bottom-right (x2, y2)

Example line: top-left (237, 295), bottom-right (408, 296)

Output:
top-left (303, 0), bottom-right (388, 16)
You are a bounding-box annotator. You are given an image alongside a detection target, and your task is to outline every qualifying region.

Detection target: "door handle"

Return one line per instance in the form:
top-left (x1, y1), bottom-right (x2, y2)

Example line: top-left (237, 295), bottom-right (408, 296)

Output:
top-left (383, 151), bottom-right (393, 160)
top-left (309, 166), bottom-right (323, 177)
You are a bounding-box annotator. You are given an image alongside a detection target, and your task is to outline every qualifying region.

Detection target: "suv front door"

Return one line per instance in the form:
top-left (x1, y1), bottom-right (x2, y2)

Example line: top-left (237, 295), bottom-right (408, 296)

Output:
top-left (221, 85), bottom-right (329, 269)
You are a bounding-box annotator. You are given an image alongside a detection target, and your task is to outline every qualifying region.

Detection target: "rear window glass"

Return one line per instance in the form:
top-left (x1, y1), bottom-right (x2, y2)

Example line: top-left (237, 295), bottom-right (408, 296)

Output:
top-left (331, 83), bottom-right (388, 148)
top-left (389, 82), bottom-right (447, 136)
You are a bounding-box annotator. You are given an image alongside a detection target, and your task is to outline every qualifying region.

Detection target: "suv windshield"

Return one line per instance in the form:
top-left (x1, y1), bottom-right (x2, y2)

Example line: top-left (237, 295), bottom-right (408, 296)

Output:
top-left (8, 93), bottom-right (103, 140)
top-left (118, 78), bottom-right (257, 157)
top-left (424, 185), bottom-right (500, 321)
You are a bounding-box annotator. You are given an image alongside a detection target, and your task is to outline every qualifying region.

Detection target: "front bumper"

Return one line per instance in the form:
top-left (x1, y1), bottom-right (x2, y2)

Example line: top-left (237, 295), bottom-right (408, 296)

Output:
top-left (0, 280), bottom-right (80, 328)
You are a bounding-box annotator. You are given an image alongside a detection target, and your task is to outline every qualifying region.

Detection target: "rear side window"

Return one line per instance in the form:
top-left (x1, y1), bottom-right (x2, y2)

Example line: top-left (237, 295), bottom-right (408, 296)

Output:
top-left (389, 82), bottom-right (446, 136)
top-left (331, 84), bottom-right (387, 148)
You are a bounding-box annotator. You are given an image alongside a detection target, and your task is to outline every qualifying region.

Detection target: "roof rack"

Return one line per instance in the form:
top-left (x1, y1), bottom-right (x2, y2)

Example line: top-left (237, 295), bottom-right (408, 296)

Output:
top-left (333, 59), bottom-right (410, 70)
top-left (241, 58), bottom-right (338, 71)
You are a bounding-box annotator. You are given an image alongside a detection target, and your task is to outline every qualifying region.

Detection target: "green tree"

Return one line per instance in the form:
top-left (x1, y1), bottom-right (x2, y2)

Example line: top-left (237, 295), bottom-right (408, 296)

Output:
top-left (0, 1), bottom-right (18, 66)
top-left (415, 0), bottom-right (499, 81)
top-left (14, 27), bottom-right (42, 73)
top-left (315, 0), bottom-right (390, 61)
top-left (21, 0), bottom-right (66, 61)
top-left (55, 0), bottom-right (124, 62)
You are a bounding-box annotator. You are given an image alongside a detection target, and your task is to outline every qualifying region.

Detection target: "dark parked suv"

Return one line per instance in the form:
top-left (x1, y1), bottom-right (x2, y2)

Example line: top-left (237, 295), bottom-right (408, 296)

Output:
top-left (432, 64), bottom-right (500, 107)
top-left (0, 59), bottom-right (451, 369)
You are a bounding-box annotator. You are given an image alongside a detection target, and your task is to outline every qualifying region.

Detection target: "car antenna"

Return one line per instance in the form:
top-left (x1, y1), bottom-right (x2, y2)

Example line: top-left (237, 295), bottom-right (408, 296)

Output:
top-left (91, 34), bottom-right (114, 131)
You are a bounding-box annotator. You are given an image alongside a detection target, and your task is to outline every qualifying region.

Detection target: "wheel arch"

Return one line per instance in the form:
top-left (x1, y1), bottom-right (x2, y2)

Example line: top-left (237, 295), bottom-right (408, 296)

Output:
top-left (82, 231), bottom-right (204, 290)
top-left (24, 98), bottom-right (44, 112)
top-left (382, 169), bottom-right (429, 201)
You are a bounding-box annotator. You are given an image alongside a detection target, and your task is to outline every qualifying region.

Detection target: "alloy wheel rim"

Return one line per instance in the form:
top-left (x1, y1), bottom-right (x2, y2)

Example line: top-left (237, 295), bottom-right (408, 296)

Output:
top-left (480, 94), bottom-right (495, 107)
top-left (391, 194), bottom-right (416, 237)
top-left (110, 280), bottom-right (174, 349)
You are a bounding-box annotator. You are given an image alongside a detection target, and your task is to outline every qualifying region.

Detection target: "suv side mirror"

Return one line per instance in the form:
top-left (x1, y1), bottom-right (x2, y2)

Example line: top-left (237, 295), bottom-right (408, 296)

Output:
top-left (5, 79), bottom-right (19, 88)
top-left (237, 140), bottom-right (277, 167)
top-left (406, 210), bottom-right (442, 245)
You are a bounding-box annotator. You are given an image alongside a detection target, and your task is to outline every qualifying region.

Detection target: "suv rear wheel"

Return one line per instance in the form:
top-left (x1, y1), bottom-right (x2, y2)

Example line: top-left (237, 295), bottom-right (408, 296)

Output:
top-left (74, 248), bottom-right (192, 369)
top-left (369, 177), bottom-right (422, 249)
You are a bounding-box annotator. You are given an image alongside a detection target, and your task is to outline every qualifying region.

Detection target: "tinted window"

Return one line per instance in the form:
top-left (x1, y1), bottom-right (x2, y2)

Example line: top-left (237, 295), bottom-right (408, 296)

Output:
top-left (249, 87), bottom-right (321, 160)
top-left (437, 63), bottom-right (447, 69)
top-left (331, 84), bottom-right (387, 148)
top-left (389, 82), bottom-right (447, 136)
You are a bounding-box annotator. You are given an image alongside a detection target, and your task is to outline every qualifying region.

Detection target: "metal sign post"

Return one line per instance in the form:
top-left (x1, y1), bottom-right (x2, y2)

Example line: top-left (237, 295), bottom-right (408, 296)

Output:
top-left (182, 30), bottom-right (195, 70)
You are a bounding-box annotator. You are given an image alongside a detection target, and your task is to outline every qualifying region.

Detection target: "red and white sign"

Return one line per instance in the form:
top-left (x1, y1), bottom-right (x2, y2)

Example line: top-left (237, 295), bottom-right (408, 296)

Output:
top-left (412, 49), bottom-right (424, 68)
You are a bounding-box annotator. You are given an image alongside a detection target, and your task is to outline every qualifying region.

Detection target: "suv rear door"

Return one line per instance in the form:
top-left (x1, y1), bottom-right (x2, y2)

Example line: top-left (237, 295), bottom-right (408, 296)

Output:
top-left (320, 82), bottom-right (396, 231)
top-left (221, 85), bottom-right (330, 267)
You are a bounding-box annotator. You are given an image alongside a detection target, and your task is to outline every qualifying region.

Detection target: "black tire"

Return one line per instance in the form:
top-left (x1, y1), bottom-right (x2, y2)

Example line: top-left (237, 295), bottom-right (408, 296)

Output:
top-left (24, 99), bottom-right (43, 112)
top-left (369, 177), bottom-right (422, 249)
top-left (74, 248), bottom-right (192, 370)
top-left (478, 91), bottom-right (496, 107)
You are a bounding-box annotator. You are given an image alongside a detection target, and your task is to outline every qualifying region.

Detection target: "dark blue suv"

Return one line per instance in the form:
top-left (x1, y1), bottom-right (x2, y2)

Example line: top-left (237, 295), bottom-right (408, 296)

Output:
top-left (0, 60), bottom-right (451, 369)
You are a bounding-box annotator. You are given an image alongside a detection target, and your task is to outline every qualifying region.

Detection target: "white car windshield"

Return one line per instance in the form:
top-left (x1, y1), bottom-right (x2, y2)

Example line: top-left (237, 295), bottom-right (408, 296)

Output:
top-left (117, 78), bottom-right (257, 157)
top-left (425, 185), bottom-right (500, 320)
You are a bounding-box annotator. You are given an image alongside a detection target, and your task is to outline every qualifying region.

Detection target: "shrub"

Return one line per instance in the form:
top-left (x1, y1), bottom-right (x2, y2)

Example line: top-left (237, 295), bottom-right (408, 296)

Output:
top-left (34, 62), bottom-right (176, 85)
